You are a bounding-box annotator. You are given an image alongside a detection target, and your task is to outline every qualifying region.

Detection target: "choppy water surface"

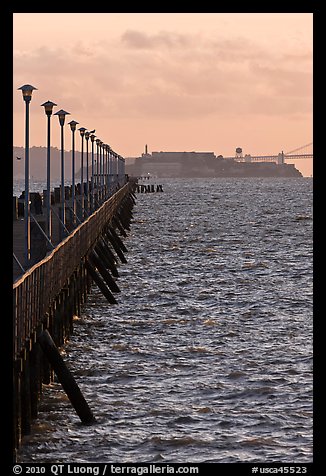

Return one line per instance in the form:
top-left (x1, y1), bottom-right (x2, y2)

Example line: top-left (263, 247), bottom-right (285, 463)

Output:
top-left (18, 178), bottom-right (313, 463)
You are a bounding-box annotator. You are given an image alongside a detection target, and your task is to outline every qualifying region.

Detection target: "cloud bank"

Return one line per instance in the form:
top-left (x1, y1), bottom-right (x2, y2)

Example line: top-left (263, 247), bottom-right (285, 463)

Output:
top-left (14, 28), bottom-right (312, 122)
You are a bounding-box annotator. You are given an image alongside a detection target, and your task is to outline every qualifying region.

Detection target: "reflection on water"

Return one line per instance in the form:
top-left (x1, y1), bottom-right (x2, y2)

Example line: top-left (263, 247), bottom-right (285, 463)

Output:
top-left (17, 178), bottom-right (313, 463)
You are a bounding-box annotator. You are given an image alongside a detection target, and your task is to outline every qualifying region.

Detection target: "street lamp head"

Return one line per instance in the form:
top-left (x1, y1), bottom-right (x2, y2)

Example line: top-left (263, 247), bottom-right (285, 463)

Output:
top-left (78, 127), bottom-right (87, 137)
top-left (41, 100), bottom-right (57, 116)
top-left (18, 84), bottom-right (37, 102)
top-left (54, 109), bottom-right (70, 126)
top-left (85, 131), bottom-right (90, 140)
top-left (96, 138), bottom-right (101, 145)
top-left (68, 120), bottom-right (79, 132)
top-left (90, 134), bottom-right (96, 142)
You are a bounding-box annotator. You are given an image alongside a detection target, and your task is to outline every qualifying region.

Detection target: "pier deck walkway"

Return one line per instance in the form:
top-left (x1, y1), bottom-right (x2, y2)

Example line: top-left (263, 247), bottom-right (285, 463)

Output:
top-left (13, 179), bottom-right (137, 457)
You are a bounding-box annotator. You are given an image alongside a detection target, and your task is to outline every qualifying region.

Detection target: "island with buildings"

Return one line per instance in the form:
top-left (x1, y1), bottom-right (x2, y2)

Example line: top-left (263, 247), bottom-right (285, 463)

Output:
top-left (125, 146), bottom-right (302, 178)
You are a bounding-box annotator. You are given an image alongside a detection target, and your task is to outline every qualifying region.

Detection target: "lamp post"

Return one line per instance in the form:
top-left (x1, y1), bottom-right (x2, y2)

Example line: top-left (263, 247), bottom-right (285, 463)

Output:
top-left (120, 155), bottom-right (123, 186)
top-left (107, 145), bottom-right (112, 196)
top-left (104, 144), bottom-right (108, 199)
top-left (113, 151), bottom-right (118, 189)
top-left (107, 146), bottom-right (112, 195)
top-left (117, 155), bottom-right (121, 186)
top-left (18, 84), bottom-right (37, 266)
top-left (85, 131), bottom-right (90, 214)
top-left (54, 109), bottom-right (70, 239)
top-left (68, 120), bottom-right (79, 225)
top-left (96, 139), bottom-right (101, 203)
top-left (90, 133), bottom-right (96, 212)
top-left (98, 140), bottom-right (102, 202)
top-left (41, 100), bottom-right (57, 246)
top-left (99, 141), bottom-right (104, 201)
top-left (78, 127), bottom-right (87, 219)
top-left (102, 144), bottom-right (106, 200)
top-left (121, 156), bottom-right (126, 185)
top-left (110, 149), bottom-right (115, 195)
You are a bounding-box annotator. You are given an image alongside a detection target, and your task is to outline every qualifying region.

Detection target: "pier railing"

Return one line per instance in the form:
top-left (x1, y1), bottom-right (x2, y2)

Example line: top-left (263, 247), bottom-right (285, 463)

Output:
top-left (13, 183), bottom-right (131, 362)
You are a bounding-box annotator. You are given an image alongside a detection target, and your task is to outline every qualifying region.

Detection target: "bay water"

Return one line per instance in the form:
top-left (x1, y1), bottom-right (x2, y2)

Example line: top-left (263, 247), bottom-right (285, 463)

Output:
top-left (16, 177), bottom-right (313, 463)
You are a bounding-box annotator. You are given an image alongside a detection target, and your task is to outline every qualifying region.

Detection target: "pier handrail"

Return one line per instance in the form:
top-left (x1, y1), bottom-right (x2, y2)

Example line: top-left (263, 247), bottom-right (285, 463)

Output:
top-left (13, 184), bottom-right (131, 362)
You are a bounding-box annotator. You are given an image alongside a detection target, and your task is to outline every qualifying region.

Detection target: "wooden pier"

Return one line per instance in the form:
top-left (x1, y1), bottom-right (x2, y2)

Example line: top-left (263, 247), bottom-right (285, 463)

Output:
top-left (12, 179), bottom-right (137, 461)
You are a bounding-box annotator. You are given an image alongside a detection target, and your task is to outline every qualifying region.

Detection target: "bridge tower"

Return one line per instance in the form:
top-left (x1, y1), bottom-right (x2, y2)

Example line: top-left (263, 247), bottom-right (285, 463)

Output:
top-left (277, 151), bottom-right (285, 165)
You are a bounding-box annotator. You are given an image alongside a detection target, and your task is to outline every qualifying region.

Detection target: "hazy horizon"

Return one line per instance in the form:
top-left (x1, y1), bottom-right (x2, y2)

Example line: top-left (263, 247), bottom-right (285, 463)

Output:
top-left (12, 144), bottom-right (309, 181)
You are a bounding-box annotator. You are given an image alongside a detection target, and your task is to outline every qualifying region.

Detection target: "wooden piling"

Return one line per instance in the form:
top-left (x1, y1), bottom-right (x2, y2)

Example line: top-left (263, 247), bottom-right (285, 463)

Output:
top-left (29, 341), bottom-right (42, 419)
top-left (21, 353), bottom-right (32, 435)
top-left (112, 216), bottom-right (127, 237)
top-left (13, 361), bottom-right (22, 450)
top-left (95, 239), bottom-right (119, 277)
top-left (109, 225), bottom-right (128, 253)
top-left (88, 250), bottom-right (120, 293)
top-left (105, 228), bottom-right (128, 264)
top-left (85, 258), bottom-right (118, 304)
top-left (129, 191), bottom-right (137, 203)
top-left (37, 330), bottom-right (96, 424)
top-left (117, 202), bottom-right (133, 230)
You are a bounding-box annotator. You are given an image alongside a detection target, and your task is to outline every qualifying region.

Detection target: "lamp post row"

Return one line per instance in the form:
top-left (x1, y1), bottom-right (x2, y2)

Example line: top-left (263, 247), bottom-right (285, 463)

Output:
top-left (18, 84), bottom-right (125, 268)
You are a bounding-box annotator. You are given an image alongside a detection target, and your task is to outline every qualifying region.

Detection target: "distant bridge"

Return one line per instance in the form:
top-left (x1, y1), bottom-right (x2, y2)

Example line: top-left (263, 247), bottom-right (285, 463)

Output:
top-left (223, 142), bottom-right (313, 164)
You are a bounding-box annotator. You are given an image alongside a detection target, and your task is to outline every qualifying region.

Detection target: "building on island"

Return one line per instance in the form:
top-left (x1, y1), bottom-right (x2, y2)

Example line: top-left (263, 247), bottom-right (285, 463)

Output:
top-left (125, 147), bottom-right (302, 178)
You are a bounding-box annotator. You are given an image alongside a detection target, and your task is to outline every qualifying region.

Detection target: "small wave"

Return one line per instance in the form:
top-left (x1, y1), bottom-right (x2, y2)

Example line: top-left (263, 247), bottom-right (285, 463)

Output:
top-left (177, 279), bottom-right (192, 286)
top-left (106, 373), bottom-right (136, 383)
top-left (161, 318), bottom-right (178, 325)
top-left (240, 436), bottom-right (279, 447)
top-left (169, 415), bottom-right (200, 425)
top-left (168, 245), bottom-right (181, 251)
top-left (295, 215), bottom-right (312, 221)
top-left (150, 435), bottom-right (206, 447)
top-left (243, 252), bottom-right (255, 258)
top-left (227, 370), bottom-right (247, 379)
top-left (251, 386), bottom-right (277, 396)
top-left (220, 331), bottom-right (239, 338)
top-left (112, 343), bottom-right (129, 351)
top-left (218, 420), bottom-right (233, 428)
top-left (196, 406), bottom-right (212, 414)
top-left (242, 261), bottom-right (269, 270)
top-left (110, 400), bottom-right (126, 407)
top-left (203, 318), bottom-right (217, 326)
top-left (187, 346), bottom-right (210, 353)
top-left (152, 453), bottom-right (165, 461)
top-left (222, 386), bottom-right (277, 400)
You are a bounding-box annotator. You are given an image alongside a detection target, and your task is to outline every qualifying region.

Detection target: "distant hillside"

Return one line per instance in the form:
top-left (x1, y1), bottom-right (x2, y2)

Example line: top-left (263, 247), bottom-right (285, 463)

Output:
top-left (13, 146), bottom-right (83, 180)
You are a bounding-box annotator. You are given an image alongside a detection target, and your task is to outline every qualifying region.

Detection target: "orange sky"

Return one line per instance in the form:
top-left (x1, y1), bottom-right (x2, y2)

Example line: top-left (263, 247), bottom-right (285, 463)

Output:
top-left (13, 13), bottom-right (313, 176)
